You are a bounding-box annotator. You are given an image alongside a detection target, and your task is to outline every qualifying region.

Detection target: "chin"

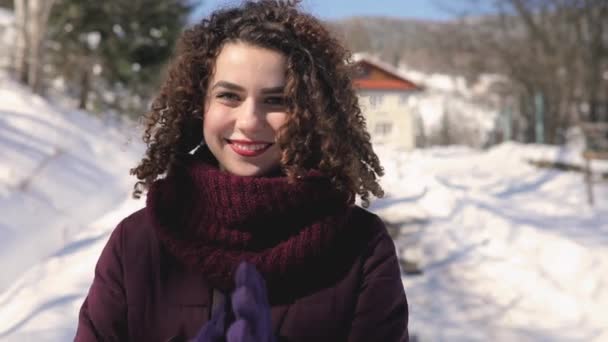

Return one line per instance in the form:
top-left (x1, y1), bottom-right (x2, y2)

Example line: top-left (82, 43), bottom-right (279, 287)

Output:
top-left (222, 161), bottom-right (272, 177)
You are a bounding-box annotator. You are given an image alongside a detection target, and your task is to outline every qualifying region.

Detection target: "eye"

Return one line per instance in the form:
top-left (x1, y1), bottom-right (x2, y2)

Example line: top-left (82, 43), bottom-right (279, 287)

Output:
top-left (216, 92), bottom-right (240, 102)
top-left (265, 96), bottom-right (285, 106)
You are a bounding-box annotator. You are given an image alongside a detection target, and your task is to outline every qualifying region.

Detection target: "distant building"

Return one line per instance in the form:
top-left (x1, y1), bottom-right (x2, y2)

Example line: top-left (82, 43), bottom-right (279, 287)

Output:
top-left (352, 54), bottom-right (422, 150)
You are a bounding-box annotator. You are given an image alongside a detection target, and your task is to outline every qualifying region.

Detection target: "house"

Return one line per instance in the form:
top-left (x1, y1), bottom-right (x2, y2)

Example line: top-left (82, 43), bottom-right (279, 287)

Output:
top-left (352, 54), bottom-right (422, 150)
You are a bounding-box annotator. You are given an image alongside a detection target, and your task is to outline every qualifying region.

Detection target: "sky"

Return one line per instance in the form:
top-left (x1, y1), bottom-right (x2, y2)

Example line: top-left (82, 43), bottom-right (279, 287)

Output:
top-left (191, 0), bottom-right (488, 22)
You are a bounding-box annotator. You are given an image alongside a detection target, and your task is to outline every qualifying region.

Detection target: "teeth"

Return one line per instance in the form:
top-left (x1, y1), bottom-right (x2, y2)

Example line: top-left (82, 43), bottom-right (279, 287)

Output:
top-left (233, 143), bottom-right (268, 151)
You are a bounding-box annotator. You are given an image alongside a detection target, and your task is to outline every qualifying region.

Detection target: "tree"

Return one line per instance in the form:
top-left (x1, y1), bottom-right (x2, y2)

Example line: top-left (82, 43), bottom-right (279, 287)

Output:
top-left (47, 0), bottom-right (193, 112)
top-left (453, 0), bottom-right (608, 143)
top-left (12, 0), bottom-right (55, 93)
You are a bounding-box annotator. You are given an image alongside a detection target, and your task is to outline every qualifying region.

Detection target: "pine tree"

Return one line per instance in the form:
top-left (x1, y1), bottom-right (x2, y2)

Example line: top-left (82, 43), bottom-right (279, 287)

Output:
top-left (47, 0), bottom-right (193, 113)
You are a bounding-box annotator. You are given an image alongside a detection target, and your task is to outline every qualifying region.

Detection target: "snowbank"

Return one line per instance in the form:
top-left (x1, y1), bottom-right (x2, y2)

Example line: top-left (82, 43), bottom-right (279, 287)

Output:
top-left (0, 74), bottom-right (144, 292)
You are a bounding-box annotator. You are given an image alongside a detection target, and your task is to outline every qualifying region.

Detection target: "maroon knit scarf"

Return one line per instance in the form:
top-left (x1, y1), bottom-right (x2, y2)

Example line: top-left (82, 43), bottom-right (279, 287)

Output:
top-left (145, 151), bottom-right (355, 301)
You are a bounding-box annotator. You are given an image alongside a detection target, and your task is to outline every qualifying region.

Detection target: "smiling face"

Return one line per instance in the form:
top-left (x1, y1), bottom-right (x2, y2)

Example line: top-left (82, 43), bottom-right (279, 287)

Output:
top-left (203, 41), bottom-right (289, 177)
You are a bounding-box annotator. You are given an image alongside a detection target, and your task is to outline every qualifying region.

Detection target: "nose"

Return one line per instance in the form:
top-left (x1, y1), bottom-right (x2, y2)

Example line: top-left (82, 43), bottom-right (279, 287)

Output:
top-left (234, 98), bottom-right (264, 133)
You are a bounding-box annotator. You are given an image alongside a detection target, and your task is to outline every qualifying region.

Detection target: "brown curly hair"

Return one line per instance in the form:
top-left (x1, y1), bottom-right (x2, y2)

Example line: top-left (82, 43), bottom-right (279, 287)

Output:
top-left (130, 0), bottom-right (384, 207)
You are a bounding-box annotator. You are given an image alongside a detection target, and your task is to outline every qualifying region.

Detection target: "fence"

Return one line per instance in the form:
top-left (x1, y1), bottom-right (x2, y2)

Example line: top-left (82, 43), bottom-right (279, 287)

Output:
top-left (580, 122), bottom-right (608, 205)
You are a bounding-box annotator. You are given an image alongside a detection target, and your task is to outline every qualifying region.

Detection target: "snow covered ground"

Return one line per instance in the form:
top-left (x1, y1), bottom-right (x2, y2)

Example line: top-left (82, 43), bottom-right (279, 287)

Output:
top-left (1, 72), bottom-right (607, 341)
top-left (373, 144), bottom-right (608, 341)
top-left (0, 72), bottom-right (144, 338)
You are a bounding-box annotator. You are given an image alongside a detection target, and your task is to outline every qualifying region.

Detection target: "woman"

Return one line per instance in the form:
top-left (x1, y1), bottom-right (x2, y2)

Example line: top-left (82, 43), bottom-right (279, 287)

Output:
top-left (75, 1), bottom-right (408, 341)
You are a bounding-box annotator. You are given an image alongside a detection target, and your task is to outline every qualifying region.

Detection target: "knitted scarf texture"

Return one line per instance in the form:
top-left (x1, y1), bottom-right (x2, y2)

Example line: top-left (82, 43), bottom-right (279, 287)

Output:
top-left (145, 150), bottom-right (356, 302)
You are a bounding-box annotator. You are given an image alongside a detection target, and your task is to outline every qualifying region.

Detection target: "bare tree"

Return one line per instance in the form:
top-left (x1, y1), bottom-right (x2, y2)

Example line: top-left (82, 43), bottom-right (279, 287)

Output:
top-left (328, 1), bottom-right (607, 144)
top-left (12, 0), bottom-right (55, 93)
top-left (13, 0), bottom-right (27, 82)
top-left (451, 0), bottom-right (608, 143)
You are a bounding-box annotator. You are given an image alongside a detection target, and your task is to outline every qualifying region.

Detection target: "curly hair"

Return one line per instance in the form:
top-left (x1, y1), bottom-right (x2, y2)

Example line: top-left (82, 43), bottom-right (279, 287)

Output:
top-left (130, 0), bottom-right (384, 207)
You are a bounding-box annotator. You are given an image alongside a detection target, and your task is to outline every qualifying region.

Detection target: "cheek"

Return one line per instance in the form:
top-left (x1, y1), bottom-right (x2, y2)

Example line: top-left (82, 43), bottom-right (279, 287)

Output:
top-left (267, 112), bottom-right (288, 132)
top-left (203, 105), bottom-right (231, 136)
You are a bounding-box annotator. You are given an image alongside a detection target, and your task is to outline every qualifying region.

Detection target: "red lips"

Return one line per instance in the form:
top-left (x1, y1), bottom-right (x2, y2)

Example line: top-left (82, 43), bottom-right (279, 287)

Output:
top-left (226, 139), bottom-right (273, 157)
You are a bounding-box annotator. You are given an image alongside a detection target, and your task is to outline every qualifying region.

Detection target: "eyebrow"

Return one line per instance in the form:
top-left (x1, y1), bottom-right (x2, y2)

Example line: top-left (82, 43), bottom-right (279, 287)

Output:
top-left (211, 81), bottom-right (284, 94)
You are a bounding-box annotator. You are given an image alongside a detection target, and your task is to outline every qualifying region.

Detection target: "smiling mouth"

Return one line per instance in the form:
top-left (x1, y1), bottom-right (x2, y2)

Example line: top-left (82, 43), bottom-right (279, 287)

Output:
top-left (226, 139), bottom-right (273, 157)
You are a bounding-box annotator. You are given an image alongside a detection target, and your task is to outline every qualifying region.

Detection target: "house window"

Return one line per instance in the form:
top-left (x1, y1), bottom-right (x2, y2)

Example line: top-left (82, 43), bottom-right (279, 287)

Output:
top-left (374, 122), bottom-right (393, 136)
top-left (369, 95), bottom-right (384, 108)
top-left (399, 94), bottom-right (409, 105)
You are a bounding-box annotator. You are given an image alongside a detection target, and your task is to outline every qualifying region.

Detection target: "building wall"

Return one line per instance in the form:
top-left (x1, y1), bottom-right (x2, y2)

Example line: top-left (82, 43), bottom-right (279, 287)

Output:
top-left (358, 90), bottom-right (415, 150)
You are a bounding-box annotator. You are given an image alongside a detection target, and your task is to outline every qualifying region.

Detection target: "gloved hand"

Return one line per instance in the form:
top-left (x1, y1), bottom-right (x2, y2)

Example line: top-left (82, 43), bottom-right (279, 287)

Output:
top-left (226, 262), bottom-right (275, 342)
top-left (192, 293), bottom-right (232, 342)
top-left (192, 262), bottom-right (274, 342)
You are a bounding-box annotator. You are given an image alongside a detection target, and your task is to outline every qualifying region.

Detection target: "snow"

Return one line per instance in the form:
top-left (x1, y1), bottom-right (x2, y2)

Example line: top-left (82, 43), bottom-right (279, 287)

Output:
top-left (0, 71), bottom-right (607, 341)
top-left (373, 144), bottom-right (608, 341)
top-left (0, 8), bottom-right (13, 26)
top-left (398, 69), bottom-right (501, 147)
top-left (85, 32), bottom-right (101, 50)
top-left (112, 24), bottom-right (125, 38)
top-left (408, 90), bottom-right (499, 146)
top-left (0, 198), bottom-right (142, 341)
top-left (0, 73), bottom-right (144, 294)
top-left (401, 70), bottom-right (470, 95)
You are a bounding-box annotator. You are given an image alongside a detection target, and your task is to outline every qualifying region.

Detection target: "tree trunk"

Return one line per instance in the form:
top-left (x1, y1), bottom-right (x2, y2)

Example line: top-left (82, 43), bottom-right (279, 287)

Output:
top-left (79, 68), bottom-right (90, 110)
top-left (13, 0), bottom-right (28, 83)
top-left (25, 0), bottom-right (39, 90)
top-left (26, 0), bottom-right (55, 94)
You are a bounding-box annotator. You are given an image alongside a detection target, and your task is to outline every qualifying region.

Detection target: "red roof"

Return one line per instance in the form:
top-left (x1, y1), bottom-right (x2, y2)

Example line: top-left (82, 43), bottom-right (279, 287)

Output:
top-left (353, 79), bottom-right (419, 91)
top-left (352, 58), bottom-right (421, 91)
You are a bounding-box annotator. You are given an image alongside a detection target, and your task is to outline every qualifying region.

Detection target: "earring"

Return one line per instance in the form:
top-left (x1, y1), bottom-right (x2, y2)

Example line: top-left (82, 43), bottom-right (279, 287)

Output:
top-left (189, 138), bottom-right (206, 155)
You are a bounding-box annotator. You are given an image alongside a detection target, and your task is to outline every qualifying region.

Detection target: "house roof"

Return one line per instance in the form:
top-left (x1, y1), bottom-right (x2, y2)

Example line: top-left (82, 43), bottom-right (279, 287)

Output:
top-left (353, 78), bottom-right (419, 91)
top-left (351, 53), bottom-right (422, 92)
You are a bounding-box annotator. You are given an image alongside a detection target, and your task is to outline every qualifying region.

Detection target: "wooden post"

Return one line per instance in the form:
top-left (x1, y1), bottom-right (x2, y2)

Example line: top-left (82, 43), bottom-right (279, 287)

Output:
top-left (584, 154), bottom-right (594, 206)
top-left (535, 92), bottom-right (544, 144)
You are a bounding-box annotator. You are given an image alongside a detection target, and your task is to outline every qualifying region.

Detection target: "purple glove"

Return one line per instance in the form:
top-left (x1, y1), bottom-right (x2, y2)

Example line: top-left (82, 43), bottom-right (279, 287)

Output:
top-left (191, 293), bottom-right (232, 342)
top-left (226, 262), bottom-right (275, 342)
top-left (192, 262), bottom-right (274, 342)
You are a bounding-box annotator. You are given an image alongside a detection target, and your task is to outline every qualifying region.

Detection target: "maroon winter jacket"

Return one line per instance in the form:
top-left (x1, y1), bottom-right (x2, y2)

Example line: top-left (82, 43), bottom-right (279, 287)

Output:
top-left (75, 206), bottom-right (408, 341)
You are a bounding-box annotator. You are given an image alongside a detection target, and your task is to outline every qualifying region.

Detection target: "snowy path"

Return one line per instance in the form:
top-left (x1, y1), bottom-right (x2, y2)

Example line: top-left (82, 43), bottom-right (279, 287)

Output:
top-left (0, 198), bottom-right (143, 341)
top-left (372, 145), bottom-right (608, 341)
